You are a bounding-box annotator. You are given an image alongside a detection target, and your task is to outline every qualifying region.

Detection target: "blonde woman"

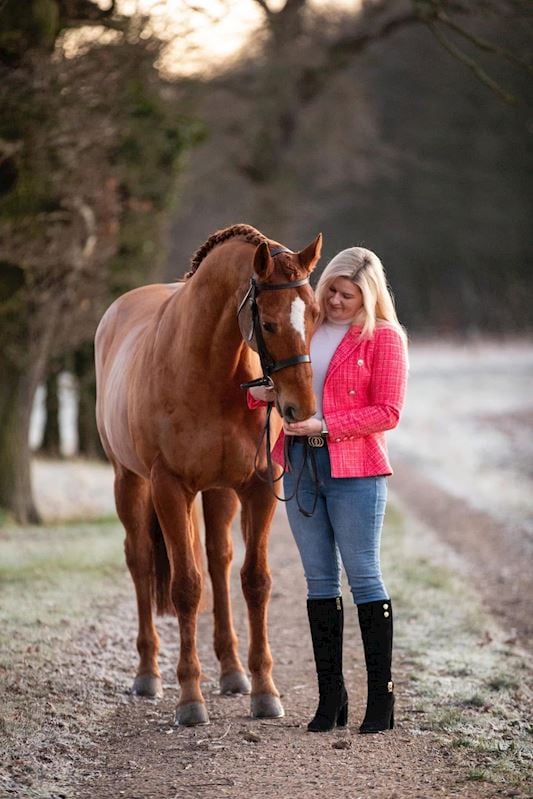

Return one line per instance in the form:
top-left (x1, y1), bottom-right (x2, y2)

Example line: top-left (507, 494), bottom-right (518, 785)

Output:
top-left (249, 247), bottom-right (408, 734)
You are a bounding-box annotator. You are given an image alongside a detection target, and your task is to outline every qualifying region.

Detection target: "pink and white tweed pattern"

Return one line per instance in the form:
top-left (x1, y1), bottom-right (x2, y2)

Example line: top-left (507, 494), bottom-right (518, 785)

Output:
top-left (319, 324), bottom-right (407, 476)
top-left (252, 324), bottom-right (408, 478)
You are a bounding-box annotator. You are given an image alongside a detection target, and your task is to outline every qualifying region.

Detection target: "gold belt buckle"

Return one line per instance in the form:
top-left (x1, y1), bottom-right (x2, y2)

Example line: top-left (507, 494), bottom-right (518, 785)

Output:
top-left (307, 434), bottom-right (325, 448)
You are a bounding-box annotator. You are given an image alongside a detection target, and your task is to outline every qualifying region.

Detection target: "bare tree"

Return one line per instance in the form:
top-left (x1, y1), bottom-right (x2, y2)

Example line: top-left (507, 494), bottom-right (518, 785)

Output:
top-left (0, 2), bottom-right (197, 522)
top-left (237, 0), bottom-right (531, 187)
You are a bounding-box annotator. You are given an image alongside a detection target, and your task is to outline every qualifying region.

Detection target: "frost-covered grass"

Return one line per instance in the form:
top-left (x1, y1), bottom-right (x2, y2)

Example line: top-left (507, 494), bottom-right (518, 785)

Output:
top-left (0, 518), bottom-right (125, 635)
top-left (0, 518), bottom-right (133, 799)
top-left (382, 504), bottom-right (533, 789)
top-left (388, 339), bottom-right (533, 537)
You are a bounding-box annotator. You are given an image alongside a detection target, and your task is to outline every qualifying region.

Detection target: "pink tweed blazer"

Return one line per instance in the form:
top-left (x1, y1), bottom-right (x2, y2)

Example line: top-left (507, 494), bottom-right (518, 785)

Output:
top-left (247, 324), bottom-right (408, 478)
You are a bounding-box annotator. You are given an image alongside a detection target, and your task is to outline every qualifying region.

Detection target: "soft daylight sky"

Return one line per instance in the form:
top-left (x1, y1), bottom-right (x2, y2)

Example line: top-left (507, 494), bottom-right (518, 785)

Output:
top-left (115, 0), bottom-right (359, 75)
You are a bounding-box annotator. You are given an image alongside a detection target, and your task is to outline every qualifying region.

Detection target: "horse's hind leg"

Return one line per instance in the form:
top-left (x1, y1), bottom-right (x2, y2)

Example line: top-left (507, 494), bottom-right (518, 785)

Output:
top-left (202, 488), bottom-right (251, 695)
top-left (151, 456), bottom-right (208, 726)
top-left (238, 478), bottom-right (284, 719)
top-left (114, 467), bottom-right (162, 698)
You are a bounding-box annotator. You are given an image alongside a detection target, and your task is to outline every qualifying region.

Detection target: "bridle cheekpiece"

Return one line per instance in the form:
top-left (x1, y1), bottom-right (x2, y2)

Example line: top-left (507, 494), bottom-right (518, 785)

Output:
top-left (238, 247), bottom-right (311, 389)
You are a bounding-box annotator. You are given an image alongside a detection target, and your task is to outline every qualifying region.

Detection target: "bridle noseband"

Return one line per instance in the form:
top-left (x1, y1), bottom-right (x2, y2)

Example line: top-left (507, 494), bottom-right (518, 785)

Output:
top-left (237, 251), bottom-right (311, 390)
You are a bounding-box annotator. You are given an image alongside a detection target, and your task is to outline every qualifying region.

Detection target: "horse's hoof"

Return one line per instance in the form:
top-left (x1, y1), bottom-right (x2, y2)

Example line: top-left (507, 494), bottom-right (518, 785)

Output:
top-left (175, 701), bottom-right (210, 726)
top-left (132, 674), bottom-right (163, 699)
top-left (220, 671), bottom-right (251, 695)
top-left (251, 694), bottom-right (285, 719)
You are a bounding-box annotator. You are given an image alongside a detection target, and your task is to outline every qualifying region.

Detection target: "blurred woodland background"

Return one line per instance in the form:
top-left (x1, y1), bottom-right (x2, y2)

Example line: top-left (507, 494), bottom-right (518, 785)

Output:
top-left (0, 0), bottom-right (531, 524)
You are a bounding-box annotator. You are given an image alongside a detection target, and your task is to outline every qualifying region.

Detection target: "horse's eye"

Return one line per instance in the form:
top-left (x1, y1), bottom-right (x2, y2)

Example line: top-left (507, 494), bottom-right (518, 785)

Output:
top-left (262, 321), bottom-right (277, 334)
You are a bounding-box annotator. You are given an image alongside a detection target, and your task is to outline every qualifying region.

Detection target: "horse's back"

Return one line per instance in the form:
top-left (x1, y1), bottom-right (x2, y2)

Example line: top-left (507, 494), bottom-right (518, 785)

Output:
top-left (96, 283), bottom-right (182, 360)
top-left (95, 282), bottom-right (184, 475)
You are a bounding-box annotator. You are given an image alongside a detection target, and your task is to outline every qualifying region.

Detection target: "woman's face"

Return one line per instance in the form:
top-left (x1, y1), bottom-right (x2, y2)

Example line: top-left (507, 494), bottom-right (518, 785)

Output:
top-left (325, 277), bottom-right (363, 323)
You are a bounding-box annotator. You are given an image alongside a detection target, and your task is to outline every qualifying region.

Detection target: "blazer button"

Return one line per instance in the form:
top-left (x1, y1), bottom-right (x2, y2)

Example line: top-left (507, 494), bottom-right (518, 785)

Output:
top-left (349, 435), bottom-right (354, 440)
top-left (357, 359), bottom-right (364, 366)
top-left (348, 389), bottom-right (356, 395)
top-left (335, 437), bottom-right (341, 442)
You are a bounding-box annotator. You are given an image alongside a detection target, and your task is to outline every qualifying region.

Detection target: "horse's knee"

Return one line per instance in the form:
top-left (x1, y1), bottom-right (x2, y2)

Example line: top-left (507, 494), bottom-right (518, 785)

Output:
top-left (206, 538), bottom-right (233, 572)
top-left (241, 565), bottom-right (272, 608)
top-left (171, 571), bottom-right (202, 615)
top-left (124, 538), bottom-right (151, 576)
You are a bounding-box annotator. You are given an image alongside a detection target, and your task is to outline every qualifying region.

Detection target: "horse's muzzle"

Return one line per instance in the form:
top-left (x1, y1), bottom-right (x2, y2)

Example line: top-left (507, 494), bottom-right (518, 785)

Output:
top-left (282, 404), bottom-right (297, 422)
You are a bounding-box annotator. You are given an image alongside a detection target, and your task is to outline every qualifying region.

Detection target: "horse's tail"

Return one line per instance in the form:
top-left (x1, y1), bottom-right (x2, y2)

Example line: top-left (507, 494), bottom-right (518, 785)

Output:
top-left (149, 513), bottom-right (174, 616)
top-left (193, 502), bottom-right (212, 614)
top-left (150, 502), bottom-right (211, 616)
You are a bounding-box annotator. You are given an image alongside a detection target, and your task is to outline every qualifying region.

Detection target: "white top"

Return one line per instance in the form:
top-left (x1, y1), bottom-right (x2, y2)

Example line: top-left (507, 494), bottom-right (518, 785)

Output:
top-left (311, 320), bottom-right (352, 419)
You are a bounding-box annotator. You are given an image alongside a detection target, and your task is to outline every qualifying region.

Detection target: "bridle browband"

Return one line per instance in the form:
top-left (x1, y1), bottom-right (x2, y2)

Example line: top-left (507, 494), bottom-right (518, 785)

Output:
top-left (237, 259), bottom-right (311, 390)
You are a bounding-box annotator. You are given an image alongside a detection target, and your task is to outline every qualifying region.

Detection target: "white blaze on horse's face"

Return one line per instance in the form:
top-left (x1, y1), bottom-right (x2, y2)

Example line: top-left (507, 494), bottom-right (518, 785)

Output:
top-left (290, 297), bottom-right (306, 345)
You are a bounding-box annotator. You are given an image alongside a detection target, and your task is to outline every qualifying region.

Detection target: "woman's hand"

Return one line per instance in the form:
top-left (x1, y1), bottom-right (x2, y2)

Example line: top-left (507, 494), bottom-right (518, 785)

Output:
top-left (249, 385), bottom-right (276, 402)
top-left (284, 417), bottom-right (323, 436)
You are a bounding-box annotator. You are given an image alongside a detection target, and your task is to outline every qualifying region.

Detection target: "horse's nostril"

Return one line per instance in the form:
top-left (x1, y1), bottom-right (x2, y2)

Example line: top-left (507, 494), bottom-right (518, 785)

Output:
top-left (284, 405), bottom-right (296, 422)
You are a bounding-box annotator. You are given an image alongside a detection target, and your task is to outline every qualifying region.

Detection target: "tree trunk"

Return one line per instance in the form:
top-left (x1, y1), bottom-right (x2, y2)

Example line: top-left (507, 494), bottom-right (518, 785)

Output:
top-left (0, 358), bottom-right (42, 524)
top-left (75, 344), bottom-right (106, 461)
top-left (39, 369), bottom-right (61, 458)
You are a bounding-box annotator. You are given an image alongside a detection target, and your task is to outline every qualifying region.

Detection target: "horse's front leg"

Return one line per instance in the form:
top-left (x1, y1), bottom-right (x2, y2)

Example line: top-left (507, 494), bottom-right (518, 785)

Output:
top-left (114, 467), bottom-right (162, 698)
top-left (238, 477), bottom-right (284, 719)
top-left (202, 488), bottom-right (251, 695)
top-left (151, 457), bottom-right (208, 726)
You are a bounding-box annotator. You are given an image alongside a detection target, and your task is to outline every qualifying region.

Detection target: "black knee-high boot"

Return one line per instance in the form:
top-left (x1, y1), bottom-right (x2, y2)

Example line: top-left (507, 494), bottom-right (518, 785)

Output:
top-left (306, 597), bottom-right (348, 732)
top-left (357, 598), bottom-right (394, 734)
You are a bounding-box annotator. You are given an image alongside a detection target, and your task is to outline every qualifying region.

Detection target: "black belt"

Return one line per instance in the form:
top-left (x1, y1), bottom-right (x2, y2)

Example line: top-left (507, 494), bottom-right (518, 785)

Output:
top-left (292, 434), bottom-right (328, 448)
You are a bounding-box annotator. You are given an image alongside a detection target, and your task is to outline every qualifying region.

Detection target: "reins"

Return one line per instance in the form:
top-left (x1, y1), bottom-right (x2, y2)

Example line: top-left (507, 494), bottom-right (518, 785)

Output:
top-left (249, 400), bottom-right (319, 519)
top-left (237, 252), bottom-right (319, 516)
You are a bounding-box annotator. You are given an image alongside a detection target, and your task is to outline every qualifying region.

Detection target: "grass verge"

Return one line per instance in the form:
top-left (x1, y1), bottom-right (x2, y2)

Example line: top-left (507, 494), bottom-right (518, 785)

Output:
top-left (381, 503), bottom-right (533, 791)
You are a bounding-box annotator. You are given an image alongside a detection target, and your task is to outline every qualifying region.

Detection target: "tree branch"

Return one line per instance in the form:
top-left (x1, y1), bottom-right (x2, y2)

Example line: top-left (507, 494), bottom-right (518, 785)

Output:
top-left (251, 0), bottom-right (274, 19)
top-left (58, 0), bottom-right (128, 32)
top-left (61, 17), bottom-right (129, 31)
top-left (428, 21), bottom-right (518, 104)
top-left (298, 10), bottom-right (422, 104)
top-left (436, 10), bottom-right (533, 74)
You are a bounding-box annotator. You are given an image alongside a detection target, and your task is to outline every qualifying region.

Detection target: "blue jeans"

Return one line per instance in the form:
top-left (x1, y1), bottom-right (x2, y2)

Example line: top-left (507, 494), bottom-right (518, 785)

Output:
top-left (283, 441), bottom-right (389, 605)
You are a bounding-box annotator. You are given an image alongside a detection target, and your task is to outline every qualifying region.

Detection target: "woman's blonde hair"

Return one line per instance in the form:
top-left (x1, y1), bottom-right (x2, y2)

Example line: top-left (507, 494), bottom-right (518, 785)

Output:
top-left (315, 247), bottom-right (407, 343)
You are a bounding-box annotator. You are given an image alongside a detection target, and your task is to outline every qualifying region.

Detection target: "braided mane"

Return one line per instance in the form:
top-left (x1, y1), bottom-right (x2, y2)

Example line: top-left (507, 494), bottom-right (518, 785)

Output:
top-left (185, 224), bottom-right (269, 280)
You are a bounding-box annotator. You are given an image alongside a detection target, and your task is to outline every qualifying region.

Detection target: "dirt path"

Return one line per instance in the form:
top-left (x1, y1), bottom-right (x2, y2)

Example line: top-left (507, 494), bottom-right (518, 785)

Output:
top-left (1, 501), bottom-right (531, 799)
top-left (77, 509), bottom-right (533, 799)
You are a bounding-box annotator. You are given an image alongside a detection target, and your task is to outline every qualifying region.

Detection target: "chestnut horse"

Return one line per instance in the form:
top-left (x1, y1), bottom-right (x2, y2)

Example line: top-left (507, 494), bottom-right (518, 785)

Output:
top-left (95, 224), bottom-right (321, 725)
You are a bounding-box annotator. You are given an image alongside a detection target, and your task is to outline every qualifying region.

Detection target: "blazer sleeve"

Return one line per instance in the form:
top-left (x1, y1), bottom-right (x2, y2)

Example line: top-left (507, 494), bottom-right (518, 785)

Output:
top-left (246, 390), bottom-right (268, 410)
top-left (325, 327), bottom-right (408, 438)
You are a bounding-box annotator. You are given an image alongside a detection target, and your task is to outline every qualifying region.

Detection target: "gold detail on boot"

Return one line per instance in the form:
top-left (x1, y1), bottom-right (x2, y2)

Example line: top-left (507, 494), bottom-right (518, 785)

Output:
top-left (382, 603), bottom-right (389, 610)
top-left (384, 611), bottom-right (390, 618)
top-left (387, 681), bottom-right (394, 693)
top-left (336, 597), bottom-right (342, 610)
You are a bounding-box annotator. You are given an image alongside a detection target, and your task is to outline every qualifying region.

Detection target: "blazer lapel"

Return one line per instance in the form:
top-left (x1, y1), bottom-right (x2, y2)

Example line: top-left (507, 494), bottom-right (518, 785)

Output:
top-left (324, 326), bottom-right (362, 385)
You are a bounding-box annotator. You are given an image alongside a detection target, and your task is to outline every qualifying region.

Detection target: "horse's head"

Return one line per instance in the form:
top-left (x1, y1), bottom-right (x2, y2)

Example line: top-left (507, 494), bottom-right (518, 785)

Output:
top-left (249, 234), bottom-right (322, 422)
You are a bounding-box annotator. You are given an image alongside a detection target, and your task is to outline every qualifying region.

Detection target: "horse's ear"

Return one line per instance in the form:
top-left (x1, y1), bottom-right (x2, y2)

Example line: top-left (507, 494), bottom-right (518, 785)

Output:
top-left (298, 233), bottom-right (322, 273)
top-left (253, 241), bottom-right (274, 280)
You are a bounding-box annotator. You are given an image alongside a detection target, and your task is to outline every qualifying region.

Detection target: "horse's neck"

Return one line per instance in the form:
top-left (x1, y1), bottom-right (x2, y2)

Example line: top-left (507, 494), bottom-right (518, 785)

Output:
top-left (160, 251), bottom-right (253, 380)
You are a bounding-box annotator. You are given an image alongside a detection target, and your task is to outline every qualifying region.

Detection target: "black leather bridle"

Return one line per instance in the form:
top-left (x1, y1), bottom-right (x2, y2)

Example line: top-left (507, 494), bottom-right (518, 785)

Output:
top-left (237, 266), bottom-right (311, 390)
top-left (237, 247), bottom-right (318, 516)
